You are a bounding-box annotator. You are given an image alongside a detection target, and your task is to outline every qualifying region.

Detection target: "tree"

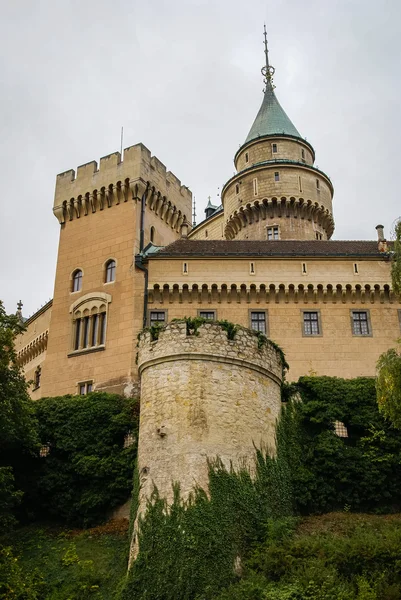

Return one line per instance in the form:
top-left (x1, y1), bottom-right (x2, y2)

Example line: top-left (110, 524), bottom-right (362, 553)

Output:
top-left (391, 220), bottom-right (401, 295)
top-left (0, 300), bottom-right (39, 532)
top-left (376, 341), bottom-right (401, 429)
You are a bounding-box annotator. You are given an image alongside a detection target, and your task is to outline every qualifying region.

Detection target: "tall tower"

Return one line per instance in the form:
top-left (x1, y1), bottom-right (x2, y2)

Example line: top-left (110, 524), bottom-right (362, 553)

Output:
top-left (222, 27), bottom-right (334, 241)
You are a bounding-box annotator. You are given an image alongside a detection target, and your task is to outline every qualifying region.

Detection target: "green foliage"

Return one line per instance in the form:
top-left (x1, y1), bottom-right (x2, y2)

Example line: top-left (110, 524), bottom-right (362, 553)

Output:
top-left (27, 393), bottom-right (139, 526)
top-left (282, 376), bottom-right (401, 514)
top-left (391, 220), bottom-right (401, 295)
top-left (3, 521), bottom-right (128, 599)
top-left (0, 300), bottom-right (39, 534)
top-left (0, 545), bottom-right (45, 599)
top-left (0, 467), bottom-right (22, 533)
top-left (217, 319), bottom-right (238, 340)
top-left (376, 341), bottom-right (401, 428)
top-left (122, 444), bottom-right (294, 600)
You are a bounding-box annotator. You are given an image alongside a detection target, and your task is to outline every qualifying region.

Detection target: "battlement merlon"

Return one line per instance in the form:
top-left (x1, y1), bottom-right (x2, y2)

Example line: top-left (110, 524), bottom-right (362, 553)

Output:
top-left (53, 143), bottom-right (192, 222)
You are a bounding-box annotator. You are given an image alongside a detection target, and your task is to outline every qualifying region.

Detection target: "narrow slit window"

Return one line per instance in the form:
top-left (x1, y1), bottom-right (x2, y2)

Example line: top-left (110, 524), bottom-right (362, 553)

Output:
top-left (301, 148), bottom-right (305, 162)
top-left (235, 184), bottom-right (240, 195)
top-left (74, 319), bottom-right (81, 350)
top-left (299, 176), bottom-right (302, 192)
top-left (354, 263), bottom-right (359, 274)
top-left (183, 262), bottom-right (188, 274)
top-left (83, 316), bottom-right (90, 348)
top-left (316, 179), bottom-right (320, 190)
top-left (253, 178), bottom-right (258, 196)
top-left (150, 226), bottom-right (155, 243)
top-left (100, 312), bottom-right (107, 345)
top-left (250, 262), bottom-right (255, 274)
top-left (302, 262), bottom-right (307, 274)
top-left (91, 314), bottom-right (99, 346)
top-left (245, 152), bottom-right (249, 163)
top-left (274, 172), bottom-right (280, 182)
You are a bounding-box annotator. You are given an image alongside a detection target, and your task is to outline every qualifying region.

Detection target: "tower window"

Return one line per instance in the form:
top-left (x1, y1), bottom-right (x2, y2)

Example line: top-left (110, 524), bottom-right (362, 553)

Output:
top-left (105, 259), bottom-right (116, 283)
top-left (72, 269), bottom-right (82, 292)
top-left (245, 152), bottom-right (249, 163)
top-left (301, 148), bottom-right (305, 162)
top-left (250, 262), bottom-right (255, 274)
top-left (274, 172), bottom-right (280, 182)
top-left (354, 263), bottom-right (359, 274)
top-left (183, 262), bottom-right (188, 274)
top-left (351, 310), bottom-right (371, 336)
top-left (302, 262), bottom-right (307, 274)
top-left (235, 184), bottom-right (240, 195)
top-left (250, 311), bottom-right (268, 334)
top-left (253, 178), bottom-right (258, 196)
top-left (267, 226), bottom-right (279, 240)
top-left (303, 311), bottom-right (321, 336)
top-left (316, 179), bottom-right (320, 190)
top-left (205, 230), bottom-right (208, 238)
top-left (272, 143), bottom-right (278, 153)
top-left (150, 226), bottom-right (155, 243)
top-left (299, 176), bottom-right (302, 192)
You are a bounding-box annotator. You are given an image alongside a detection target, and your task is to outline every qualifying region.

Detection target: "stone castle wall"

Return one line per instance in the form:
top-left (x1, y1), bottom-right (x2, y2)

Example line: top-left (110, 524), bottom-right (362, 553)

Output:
top-left (132, 320), bottom-right (283, 558)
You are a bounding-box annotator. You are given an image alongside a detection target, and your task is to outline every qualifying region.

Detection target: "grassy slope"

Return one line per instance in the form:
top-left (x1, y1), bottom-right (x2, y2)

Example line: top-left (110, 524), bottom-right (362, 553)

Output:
top-left (9, 519), bottom-right (129, 599)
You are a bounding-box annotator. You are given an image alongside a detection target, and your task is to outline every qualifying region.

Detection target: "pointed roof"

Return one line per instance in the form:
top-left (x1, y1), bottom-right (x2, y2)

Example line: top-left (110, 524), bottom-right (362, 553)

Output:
top-left (244, 27), bottom-right (301, 144)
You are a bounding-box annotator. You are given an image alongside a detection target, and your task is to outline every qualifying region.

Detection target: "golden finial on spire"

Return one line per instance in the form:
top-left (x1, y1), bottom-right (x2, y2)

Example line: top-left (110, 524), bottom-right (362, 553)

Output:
top-left (261, 24), bottom-right (275, 90)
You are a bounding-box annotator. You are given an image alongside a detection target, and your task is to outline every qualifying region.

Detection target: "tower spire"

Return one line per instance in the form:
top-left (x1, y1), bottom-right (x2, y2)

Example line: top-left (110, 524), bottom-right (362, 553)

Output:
top-left (192, 196), bottom-right (197, 227)
top-left (261, 24), bottom-right (275, 89)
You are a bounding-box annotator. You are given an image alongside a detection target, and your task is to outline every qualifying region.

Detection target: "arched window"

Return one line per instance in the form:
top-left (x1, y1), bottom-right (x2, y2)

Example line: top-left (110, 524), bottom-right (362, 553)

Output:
top-left (72, 269), bottom-right (82, 292)
top-left (150, 226), bottom-right (155, 243)
top-left (105, 260), bottom-right (116, 283)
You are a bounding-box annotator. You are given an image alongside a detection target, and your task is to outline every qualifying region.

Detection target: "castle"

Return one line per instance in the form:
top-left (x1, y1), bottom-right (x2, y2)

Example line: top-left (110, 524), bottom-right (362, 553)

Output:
top-left (14, 30), bottom-right (400, 553)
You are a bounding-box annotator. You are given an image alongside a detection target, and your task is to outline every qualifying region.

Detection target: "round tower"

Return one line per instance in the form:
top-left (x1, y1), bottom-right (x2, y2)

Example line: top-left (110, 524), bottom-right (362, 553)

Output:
top-left (222, 28), bottom-right (334, 242)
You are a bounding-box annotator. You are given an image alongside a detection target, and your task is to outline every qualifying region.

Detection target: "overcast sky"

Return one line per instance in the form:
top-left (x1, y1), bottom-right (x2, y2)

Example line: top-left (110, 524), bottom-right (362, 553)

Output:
top-left (0, 0), bottom-right (400, 317)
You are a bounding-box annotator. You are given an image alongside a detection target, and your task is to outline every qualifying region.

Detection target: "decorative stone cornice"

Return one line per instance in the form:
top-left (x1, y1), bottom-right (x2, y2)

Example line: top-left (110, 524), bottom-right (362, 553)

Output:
top-left (17, 330), bottom-right (49, 366)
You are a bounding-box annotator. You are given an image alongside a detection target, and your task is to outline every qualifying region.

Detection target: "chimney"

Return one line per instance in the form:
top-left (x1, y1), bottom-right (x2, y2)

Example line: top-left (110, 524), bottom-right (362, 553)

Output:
top-left (375, 224), bottom-right (385, 241)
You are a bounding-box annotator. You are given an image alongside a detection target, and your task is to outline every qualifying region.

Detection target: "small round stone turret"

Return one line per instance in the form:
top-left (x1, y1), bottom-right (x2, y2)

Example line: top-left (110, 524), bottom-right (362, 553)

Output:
top-left (129, 320), bottom-right (284, 562)
top-left (222, 28), bottom-right (334, 242)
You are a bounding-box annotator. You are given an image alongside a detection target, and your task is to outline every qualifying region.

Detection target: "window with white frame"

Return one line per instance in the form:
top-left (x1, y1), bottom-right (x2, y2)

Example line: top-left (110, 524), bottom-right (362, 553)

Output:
top-left (267, 226), bottom-right (279, 240)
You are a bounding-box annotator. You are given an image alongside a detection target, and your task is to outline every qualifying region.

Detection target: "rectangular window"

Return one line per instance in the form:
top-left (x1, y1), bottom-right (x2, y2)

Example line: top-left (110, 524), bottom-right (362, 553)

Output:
top-left (250, 262), bottom-right (255, 274)
top-left (351, 311), bottom-right (370, 336)
top-left (183, 262), bottom-right (188, 274)
top-left (198, 310), bottom-right (216, 320)
top-left (91, 314), bottom-right (99, 346)
top-left (149, 311), bottom-right (166, 326)
top-left (316, 179), bottom-right (320, 190)
top-left (301, 148), bottom-right (305, 161)
top-left (354, 263), bottom-right (359, 274)
top-left (235, 184), bottom-right (240, 194)
top-left (303, 311), bottom-right (320, 336)
top-left (272, 143), bottom-right (278, 153)
top-left (274, 172), bottom-right (280, 182)
top-left (83, 316), bottom-right (90, 348)
top-left (245, 152), bottom-right (249, 163)
top-left (100, 312), bottom-right (107, 344)
top-left (250, 311), bottom-right (267, 334)
top-left (253, 178), bottom-right (258, 196)
top-left (74, 319), bottom-right (81, 350)
top-left (79, 381), bottom-right (93, 395)
top-left (302, 262), bottom-right (307, 274)
top-left (267, 226), bottom-right (279, 240)
top-left (299, 176), bottom-right (302, 192)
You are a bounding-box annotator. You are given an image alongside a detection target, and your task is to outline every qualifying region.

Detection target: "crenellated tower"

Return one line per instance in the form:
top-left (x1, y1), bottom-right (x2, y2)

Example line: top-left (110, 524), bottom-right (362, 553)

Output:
top-left (222, 27), bottom-right (334, 241)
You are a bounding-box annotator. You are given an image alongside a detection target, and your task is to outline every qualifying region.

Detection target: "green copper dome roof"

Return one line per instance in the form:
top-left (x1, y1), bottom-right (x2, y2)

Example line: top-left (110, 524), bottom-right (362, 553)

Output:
top-left (245, 81), bottom-right (301, 144)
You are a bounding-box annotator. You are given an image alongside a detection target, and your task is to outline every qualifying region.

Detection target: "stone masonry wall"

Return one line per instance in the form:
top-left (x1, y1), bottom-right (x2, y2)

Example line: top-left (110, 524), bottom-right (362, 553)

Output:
top-left (131, 321), bottom-right (283, 560)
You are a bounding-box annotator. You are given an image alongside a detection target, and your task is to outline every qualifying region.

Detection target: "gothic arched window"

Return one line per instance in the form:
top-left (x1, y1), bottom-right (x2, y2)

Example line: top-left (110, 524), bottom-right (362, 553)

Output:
top-left (72, 269), bottom-right (82, 292)
top-left (105, 260), bottom-right (116, 283)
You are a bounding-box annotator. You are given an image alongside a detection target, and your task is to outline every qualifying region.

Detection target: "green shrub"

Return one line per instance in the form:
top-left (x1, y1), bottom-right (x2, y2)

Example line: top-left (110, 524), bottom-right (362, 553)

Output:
top-left (25, 393), bottom-right (139, 527)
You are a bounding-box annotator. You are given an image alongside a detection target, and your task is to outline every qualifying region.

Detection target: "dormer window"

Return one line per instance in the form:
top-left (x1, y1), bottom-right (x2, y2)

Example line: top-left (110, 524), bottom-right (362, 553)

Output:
top-left (272, 143), bottom-right (278, 154)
